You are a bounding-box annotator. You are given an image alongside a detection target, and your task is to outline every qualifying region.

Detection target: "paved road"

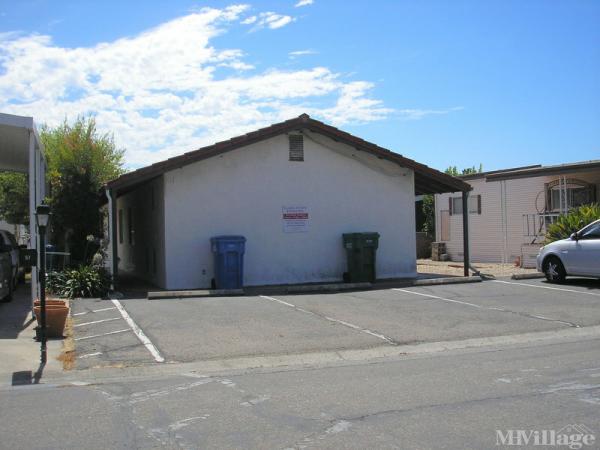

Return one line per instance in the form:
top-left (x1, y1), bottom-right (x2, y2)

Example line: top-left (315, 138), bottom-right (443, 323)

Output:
top-left (1, 335), bottom-right (599, 449)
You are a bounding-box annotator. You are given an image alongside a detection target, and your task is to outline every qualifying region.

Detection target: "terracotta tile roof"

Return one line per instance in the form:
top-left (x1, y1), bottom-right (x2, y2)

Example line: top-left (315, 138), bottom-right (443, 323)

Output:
top-left (106, 113), bottom-right (470, 195)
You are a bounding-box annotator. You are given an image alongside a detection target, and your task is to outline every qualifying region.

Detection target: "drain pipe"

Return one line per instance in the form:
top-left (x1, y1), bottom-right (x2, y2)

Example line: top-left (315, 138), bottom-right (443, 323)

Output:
top-left (105, 188), bottom-right (118, 291)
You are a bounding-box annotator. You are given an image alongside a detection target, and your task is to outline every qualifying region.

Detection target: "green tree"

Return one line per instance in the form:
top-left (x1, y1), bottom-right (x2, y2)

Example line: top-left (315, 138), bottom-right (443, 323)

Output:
top-left (444, 164), bottom-right (483, 176)
top-left (42, 116), bottom-right (125, 263)
top-left (0, 172), bottom-right (29, 225)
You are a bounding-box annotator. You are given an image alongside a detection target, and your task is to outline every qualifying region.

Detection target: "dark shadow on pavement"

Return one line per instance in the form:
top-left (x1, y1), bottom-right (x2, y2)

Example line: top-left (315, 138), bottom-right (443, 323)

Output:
top-left (0, 282), bottom-right (33, 339)
top-left (115, 273), bottom-right (161, 300)
top-left (11, 362), bottom-right (45, 386)
top-left (543, 277), bottom-right (600, 290)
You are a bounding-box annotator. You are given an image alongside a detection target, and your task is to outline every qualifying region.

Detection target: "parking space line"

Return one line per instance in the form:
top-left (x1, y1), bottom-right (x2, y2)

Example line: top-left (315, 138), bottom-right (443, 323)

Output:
top-left (73, 317), bottom-right (121, 327)
top-left (74, 329), bottom-right (131, 341)
top-left (259, 295), bottom-right (397, 345)
top-left (78, 352), bottom-right (103, 359)
top-left (492, 280), bottom-right (600, 297)
top-left (392, 288), bottom-right (579, 328)
top-left (73, 306), bottom-right (118, 316)
top-left (111, 299), bottom-right (165, 363)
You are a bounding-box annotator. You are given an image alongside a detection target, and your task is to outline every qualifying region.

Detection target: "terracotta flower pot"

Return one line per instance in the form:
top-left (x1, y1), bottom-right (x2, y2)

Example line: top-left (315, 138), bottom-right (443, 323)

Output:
top-left (34, 298), bottom-right (67, 307)
top-left (34, 304), bottom-right (69, 338)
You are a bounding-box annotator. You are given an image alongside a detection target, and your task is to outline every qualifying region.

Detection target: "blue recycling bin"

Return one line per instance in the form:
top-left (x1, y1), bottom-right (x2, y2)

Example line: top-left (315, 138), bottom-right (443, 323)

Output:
top-left (210, 236), bottom-right (246, 289)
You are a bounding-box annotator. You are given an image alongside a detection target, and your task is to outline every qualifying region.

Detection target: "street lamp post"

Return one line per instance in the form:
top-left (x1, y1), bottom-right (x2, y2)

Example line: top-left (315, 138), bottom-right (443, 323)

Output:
top-left (35, 204), bottom-right (50, 364)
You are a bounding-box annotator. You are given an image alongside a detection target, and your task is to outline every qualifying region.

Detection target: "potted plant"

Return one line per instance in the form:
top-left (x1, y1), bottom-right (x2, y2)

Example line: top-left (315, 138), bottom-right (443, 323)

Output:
top-left (34, 302), bottom-right (69, 338)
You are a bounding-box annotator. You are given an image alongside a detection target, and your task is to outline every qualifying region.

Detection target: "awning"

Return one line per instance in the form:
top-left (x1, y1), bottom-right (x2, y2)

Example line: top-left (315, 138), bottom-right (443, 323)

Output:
top-left (0, 112), bottom-right (47, 302)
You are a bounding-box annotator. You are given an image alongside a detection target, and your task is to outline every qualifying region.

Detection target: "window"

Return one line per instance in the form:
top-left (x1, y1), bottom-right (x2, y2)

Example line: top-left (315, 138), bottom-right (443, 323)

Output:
top-left (451, 197), bottom-right (463, 215)
top-left (468, 196), bottom-right (480, 214)
top-left (580, 222), bottom-right (600, 240)
top-left (449, 195), bottom-right (481, 215)
top-left (289, 134), bottom-right (304, 161)
top-left (118, 209), bottom-right (123, 244)
top-left (547, 179), bottom-right (595, 211)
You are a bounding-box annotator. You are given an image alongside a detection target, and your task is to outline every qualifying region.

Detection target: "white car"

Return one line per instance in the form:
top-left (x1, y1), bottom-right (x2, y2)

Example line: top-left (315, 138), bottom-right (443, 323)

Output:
top-left (537, 219), bottom-right (600, 282)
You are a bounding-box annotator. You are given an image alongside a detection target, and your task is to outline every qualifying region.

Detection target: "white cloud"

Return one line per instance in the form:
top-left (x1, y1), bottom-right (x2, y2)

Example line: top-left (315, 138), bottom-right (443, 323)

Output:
top-left (289, 49), bottom-right (318, 59)
top-left (243, 12), bottom-right (294, 31)
top-left (0, 5), bottom-right (392, 168)
top-left (397, 106), bottom-right (464, 120)
top-left (295, 0), bottom-right (314, 7)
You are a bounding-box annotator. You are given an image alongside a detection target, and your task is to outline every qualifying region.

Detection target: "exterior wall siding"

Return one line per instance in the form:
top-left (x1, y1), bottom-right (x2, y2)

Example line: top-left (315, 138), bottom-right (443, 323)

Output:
top-left (435, 170), bottom-right (600, 264)
top-left (163, 132), bottom-right (417, 289)
top-left (116, 176), bottom-right (166, 287)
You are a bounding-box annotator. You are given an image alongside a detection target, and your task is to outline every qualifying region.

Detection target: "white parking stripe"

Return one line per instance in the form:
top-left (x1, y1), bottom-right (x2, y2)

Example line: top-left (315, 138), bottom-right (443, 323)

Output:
top-left (73, 317), bottom-right (121, 327)
top-left (259, 295), bottom-right (397, 345)
top-left (392, 288), bottom-right (578, 328)
top-left (492, 280), bottom-right (600, 297)
top-left (74, 329), bottom-right (131, 341)
top-left (72, 306), bottom-right (118, 316)
top-left (393, 288), bottom-right (484, 308)
top-left (78, 352), bottom-right (103, 359)
top-left (110, 299), bottom-right (165, 363)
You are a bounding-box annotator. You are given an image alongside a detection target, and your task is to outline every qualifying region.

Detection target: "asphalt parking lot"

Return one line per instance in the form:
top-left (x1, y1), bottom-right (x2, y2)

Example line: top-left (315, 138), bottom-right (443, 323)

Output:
top-left (70, 277), bottom-right (600, 369)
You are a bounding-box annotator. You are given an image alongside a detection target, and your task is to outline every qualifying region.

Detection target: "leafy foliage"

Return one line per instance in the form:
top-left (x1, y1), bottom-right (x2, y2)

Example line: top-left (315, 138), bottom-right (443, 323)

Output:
top-left (444, 164), bottom-right (483, 177)
top-left (545, 204), bottom-right (600, 244)
top-left (41, 116), bottom-right (125, 263)
top-left (46, 265), bottom-right (111, 299)
top-left (421, 194), bottom-right (435, 235)
top-left (0, 172), bottom-right (29, 225)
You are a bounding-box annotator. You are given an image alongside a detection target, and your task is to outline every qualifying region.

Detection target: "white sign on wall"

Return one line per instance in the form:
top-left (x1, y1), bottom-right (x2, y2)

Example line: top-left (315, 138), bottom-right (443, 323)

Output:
top-left (282, 206), bottom-right (309, 233)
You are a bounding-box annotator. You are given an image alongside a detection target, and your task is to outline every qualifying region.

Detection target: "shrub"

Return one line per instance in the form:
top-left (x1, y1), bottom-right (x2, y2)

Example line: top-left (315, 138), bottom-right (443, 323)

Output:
top-left (545, 204), bottom-right (600, 244)
top-left (47, 265), bottom-right (111, 299)
top-left (46, 271), bottom-right (68, 296)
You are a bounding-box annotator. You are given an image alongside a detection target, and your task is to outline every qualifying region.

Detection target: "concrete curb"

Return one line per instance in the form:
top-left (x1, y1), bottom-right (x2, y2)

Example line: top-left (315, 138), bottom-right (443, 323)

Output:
top-left (511, 273), bottom-right (545, 280)
top-left (146, 276), bottom-right (487, 299)
top-left (148, 289), bottom-right (244, 300)
top-left (21, 324), bottom-right (600, 388)
top-left (410, 276), bottom-right (482, 286)
top-left (285, 282), bottom-right (371, 294)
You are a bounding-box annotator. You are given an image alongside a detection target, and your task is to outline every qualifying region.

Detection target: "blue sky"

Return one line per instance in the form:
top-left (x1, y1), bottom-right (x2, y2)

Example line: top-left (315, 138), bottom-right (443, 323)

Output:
top-left (1, 0), bottom-right (598, 171)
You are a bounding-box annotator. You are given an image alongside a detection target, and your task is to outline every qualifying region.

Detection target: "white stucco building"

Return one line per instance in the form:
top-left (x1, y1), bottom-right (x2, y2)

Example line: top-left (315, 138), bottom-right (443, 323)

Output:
top-left (434, 160), bottom-right (600, 267)
top-left (105, 114), bottom-right (470, 290)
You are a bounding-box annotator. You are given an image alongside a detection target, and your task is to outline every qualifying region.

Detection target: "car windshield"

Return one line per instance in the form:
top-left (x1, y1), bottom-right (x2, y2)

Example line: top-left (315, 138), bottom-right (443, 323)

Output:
top-left (578, 220), bottom-right (600, 236)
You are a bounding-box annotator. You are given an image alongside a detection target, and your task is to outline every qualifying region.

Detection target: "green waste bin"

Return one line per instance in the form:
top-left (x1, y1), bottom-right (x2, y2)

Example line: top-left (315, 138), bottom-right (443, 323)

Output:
top-left (342, 232), bottom-right (380, 283)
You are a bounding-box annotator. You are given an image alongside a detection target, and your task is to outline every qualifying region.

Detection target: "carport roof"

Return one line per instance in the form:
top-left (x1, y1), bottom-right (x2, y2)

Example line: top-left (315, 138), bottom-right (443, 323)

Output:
top-left (0, 112), bottom-right (45, 172)
top-left (106, 114), bottom-right (471, 196)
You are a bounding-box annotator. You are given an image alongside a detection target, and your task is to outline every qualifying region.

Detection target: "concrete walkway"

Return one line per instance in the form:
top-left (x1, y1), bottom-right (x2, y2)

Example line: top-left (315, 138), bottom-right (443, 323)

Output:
top-left (0, 283), bottom-right (64, 385)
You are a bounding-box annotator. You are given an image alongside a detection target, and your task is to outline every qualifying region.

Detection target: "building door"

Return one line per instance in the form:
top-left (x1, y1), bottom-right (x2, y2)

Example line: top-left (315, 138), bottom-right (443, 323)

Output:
top-left (440, 210), bottom-right (450, 242)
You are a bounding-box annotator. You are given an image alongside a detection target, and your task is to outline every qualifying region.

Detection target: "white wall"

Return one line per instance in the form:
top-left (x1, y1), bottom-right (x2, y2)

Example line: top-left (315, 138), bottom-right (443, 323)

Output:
top-left (116, 176), bottom-right (166, 287)
top-left (163, 131), bottom-right (417, 289)
top-left (436, 170), bottom-right (600, 263)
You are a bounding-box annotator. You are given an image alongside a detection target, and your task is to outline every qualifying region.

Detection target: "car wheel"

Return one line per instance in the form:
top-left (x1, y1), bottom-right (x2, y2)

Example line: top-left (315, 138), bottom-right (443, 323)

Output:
top-left (543, 256), bottom-right (566, 283)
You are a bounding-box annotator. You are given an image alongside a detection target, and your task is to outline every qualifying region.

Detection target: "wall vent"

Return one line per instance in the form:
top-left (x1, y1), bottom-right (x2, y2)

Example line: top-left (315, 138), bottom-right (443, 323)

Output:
top-left (288, 134), bottom-right (304, 161)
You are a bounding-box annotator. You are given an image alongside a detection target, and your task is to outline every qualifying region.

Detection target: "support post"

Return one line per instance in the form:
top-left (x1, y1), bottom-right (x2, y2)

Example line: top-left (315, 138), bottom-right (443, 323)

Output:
top-left (106, 188), bottom-right (118, 289)
top-left (462, 190), bottom-right (470, 277)
top-left (39, 224), bottom-right (47, 364)
top-left (28, 130), bottom-right (38, 305)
